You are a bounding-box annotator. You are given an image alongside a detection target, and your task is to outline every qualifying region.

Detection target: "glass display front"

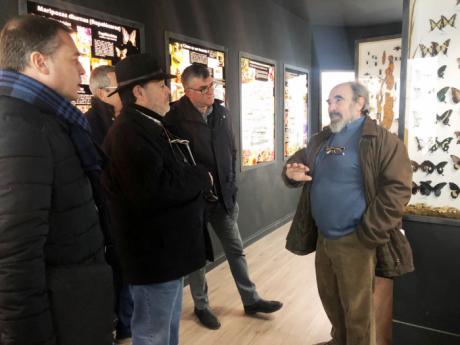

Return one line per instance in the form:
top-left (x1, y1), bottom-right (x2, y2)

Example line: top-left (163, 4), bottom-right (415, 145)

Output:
top-left (284, 68), bottom-right (308, 158)
top-left (168, 38), bottom-right (226, 103)
top-left (403, 0), bottom-right (460, 219)
top-left (356, 36), bottom-right (402, 134)
top-left (26, 0), bottom-right (141, 112)
top-left (240, 56), bottom-right (275, 167)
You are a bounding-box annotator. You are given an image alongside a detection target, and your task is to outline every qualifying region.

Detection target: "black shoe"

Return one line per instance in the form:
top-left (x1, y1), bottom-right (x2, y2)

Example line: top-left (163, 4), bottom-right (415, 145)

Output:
top-left (194, 307), bottom-right (221, 330)
top-left (244, 299), bottom-right (283, 315)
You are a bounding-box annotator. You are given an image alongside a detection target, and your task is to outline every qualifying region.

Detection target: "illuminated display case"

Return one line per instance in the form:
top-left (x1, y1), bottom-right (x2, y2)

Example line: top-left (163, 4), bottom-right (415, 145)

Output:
top-left (283, 65), bottom-right (309, 158)
top-left (401, 0), bottom-right (460, 219)
top-left (20, 0), bottom-right (144, 113)
top-left (239, 53), bottom-right (276, 168)
top-left (165, 32), bottom-right (226, 103)
top-left (356, 35), bottom-right (402, 135)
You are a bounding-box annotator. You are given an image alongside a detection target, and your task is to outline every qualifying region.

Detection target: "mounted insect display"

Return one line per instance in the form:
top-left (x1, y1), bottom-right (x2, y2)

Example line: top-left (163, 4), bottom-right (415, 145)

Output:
top-left (402, 0), bottom-right (460, 219)
top-left (356, 35), bottom-right (401, 134)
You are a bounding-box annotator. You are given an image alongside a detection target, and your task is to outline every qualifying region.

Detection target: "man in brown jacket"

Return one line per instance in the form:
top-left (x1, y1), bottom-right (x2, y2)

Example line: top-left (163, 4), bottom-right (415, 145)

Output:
top-left (282, 82), bottom-right (413, 345)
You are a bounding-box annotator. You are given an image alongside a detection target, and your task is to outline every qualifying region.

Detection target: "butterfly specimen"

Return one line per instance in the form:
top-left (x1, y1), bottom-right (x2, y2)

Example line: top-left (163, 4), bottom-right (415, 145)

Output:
top-left (436, 109), bottom-right (452, 125)
top-left (411, 160), bottom-right (448, 174)
top-left (437, 87), bottom-right (450, 102)
top-left (419, 39), bottom-right (450, 57)
top-left (455, 131), bottom-right (460, 144)
top-left (429, 137), bottom-right (453, 152)
top-left (437, 65), bottom-right (447, 78)
top-left (451, 154), bottom-right (460, 169)
top-left (429, 14), bottom-right (456, 31)
top-left (415, 136), bottom-right (433, 151)
top-left (115, 27), bottom-right (139, 60)
top-left (412, 181), bottom-right (446, 196)
top-left (450, 182), bottom-right (460, 198)
top-left (452, 87), bottom-right (460, 103)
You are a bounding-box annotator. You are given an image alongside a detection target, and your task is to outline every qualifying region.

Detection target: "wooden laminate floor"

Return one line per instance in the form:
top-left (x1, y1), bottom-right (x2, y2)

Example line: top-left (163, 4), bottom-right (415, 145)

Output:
top-left (179, 222), bottom-right (332, 345)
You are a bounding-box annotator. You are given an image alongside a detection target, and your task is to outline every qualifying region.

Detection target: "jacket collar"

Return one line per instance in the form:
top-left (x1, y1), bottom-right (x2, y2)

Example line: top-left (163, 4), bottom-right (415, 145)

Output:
top-left (174, 96), bottom-right (223, 123)
top-left (91, 98), bottom-right (115, 125)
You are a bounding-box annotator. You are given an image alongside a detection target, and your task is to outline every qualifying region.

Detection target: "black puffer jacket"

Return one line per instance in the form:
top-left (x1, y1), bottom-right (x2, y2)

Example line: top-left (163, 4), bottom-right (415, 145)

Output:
top-left (0, 96), bottom-right (114, 345)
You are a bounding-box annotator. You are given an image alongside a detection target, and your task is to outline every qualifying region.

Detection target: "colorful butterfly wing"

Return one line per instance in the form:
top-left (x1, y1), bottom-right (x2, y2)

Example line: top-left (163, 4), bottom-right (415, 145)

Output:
top-left (451, 154), bottom-right (460, 169)
top-left (451, 87), bottom-right (460, 103)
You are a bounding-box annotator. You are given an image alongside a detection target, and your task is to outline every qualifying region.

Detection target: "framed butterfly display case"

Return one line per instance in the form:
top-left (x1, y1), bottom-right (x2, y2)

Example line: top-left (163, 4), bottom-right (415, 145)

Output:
top-left (356, 35), bottom-right (402, 135)
top-left (402, 0), bottom-right (460, 219)
top-left (20, 0), bottom-right (144, 112)
top-left (165, 32), bottom-right (226, 104)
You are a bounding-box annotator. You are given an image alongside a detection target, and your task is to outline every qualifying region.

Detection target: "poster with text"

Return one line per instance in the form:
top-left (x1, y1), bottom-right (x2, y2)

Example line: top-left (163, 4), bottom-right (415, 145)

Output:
top-left (168, 39), bottom-right (226, 102)
top-left (241, 57), bottom-right (275, 167)
top-left (27, 0), bottom-right (141, 112)
top-left (284, 69), bottom-right (308, 158)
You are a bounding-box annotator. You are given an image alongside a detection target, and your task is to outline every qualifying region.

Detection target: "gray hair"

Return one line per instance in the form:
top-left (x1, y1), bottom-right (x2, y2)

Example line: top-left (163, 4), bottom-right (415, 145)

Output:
top-left (348, 81), bottom-right (370, 116)
top-left (89, 65), bottom-right (115, 95)
top-left (181, 63), bottom-right (210, 88)
top-left (0, 15), bottom-right (71, 72)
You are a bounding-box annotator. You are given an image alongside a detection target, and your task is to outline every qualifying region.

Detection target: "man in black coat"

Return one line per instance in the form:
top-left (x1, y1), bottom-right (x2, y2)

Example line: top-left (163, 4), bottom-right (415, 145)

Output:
top-left (165, 63), bottom-right (282, 330)
top-left (86, 65), bottom-right (132, 344)
top-left (0, 15), bottom-right (113, 345)
top-left (85, 65), bottom-right (122, 146)
top-left (102, 54), bottom-right (213, 345)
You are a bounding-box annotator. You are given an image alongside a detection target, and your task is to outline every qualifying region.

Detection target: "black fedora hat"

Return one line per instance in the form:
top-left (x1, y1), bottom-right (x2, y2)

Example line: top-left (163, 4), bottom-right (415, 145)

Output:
top-left (109, 53), bottom-right (174, 96)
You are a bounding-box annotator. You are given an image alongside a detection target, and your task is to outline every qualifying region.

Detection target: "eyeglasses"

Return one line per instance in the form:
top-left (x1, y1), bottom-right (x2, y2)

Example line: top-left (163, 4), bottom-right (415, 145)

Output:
top-left (187, 82), bottom-right (214, 95)
top-left (325, 146), bottom-right (345, 155)
top-left (102, 86), bottom-right (118, 92)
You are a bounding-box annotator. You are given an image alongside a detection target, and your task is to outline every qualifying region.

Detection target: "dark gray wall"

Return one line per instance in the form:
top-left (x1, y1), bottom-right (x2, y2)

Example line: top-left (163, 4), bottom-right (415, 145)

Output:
top-left (0, 0), bottom-right (311, 260)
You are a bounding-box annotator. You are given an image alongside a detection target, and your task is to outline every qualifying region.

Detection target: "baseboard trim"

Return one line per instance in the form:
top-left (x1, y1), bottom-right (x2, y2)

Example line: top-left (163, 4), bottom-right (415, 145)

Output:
top-left (393, 319), bottom-right (460, 337)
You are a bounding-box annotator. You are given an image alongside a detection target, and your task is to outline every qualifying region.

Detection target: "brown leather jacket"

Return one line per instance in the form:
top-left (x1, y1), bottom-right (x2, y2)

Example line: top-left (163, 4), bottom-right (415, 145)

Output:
top-left (282, 116), bottom-right (414, 278)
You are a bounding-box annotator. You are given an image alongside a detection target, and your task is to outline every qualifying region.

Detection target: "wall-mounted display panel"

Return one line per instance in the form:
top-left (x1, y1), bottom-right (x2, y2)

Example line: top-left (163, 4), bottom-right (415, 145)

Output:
top-left (166, 33), bottom-right (226, 103)
top-left (356, 35), bottom-right (402, 134)
top-left (240, 54), bottom-right (276, 168)
top-left (21, 0), bottom-right (143, 112)
top-left (284, 66), bottom-right (308, 158)
top-left (402, 0), bottom-right (460, 219)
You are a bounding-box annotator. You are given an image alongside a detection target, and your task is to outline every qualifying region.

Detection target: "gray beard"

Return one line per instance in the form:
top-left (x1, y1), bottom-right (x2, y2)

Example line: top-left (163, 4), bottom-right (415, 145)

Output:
top-left (330, 118), bottom-right (348, 133)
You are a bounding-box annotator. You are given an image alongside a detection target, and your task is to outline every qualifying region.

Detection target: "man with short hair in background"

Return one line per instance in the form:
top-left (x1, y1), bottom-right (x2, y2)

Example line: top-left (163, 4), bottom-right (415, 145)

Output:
top-left (86, 65), bottom-right (132, 344)
top-left (0, 15), bottom-right (113, 344)
top-left (86, 65), bottom-right (123, 145)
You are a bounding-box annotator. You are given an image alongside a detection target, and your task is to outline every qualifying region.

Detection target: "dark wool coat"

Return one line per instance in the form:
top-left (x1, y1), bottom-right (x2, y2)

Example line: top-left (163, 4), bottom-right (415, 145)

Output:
top-left (166, 97), bottom-right (237, 214)
top-left (102, 105), bottom-right (212, 284)
top-left (0, 96), bottom-right (114, 345)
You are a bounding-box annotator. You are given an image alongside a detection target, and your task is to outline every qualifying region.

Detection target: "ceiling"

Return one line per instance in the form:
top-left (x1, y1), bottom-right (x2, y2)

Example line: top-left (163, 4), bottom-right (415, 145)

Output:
top-left (271, 0), bottom-right (404, 26)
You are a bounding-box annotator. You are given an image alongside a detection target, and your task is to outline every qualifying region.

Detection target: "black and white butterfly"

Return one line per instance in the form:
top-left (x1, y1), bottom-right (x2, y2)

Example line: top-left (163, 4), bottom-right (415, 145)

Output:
top-left (449, 182), bottom-right (459, 198)
top-left (411, 160), bottom-right (448, 174)
top-left (115, 27), bottom-right (139, 60)
top-left (429, 137), bottom-right (453, 152)
top-left (438, 65), bottom-right (447, 78)
top-left (436, 109), bottom-right (452, 125)
top-left (419, 39), bottom-right (450, 58)
top-left (429, 14), bottom-right (456, 31)
top-left (437, 86), bottom-right (450, 102)
top-left (415, 136), bottom-right (431, 151)
top-left (412, 181), bottom-right (446, 196)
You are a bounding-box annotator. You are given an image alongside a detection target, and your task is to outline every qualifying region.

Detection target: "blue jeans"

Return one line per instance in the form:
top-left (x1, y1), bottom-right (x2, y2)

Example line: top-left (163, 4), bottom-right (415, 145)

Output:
top-left (116, 284), bottom-right (133, 338)
top-left (129, 278), bottom-right (183, 345)
top-left (189, 202), bottom-right (259, 309)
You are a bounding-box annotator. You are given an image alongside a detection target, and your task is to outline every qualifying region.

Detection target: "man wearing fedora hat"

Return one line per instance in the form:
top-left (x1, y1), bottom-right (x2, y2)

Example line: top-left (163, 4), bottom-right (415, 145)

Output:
top-left (101, 53), bottom-right (214, 345)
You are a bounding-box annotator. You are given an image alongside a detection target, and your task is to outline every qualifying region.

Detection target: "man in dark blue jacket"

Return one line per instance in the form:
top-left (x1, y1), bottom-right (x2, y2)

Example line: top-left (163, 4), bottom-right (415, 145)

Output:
top-left (166, 63), bottom-right (282, 330)
top-left (0, 15), bottom-right (113, 345)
